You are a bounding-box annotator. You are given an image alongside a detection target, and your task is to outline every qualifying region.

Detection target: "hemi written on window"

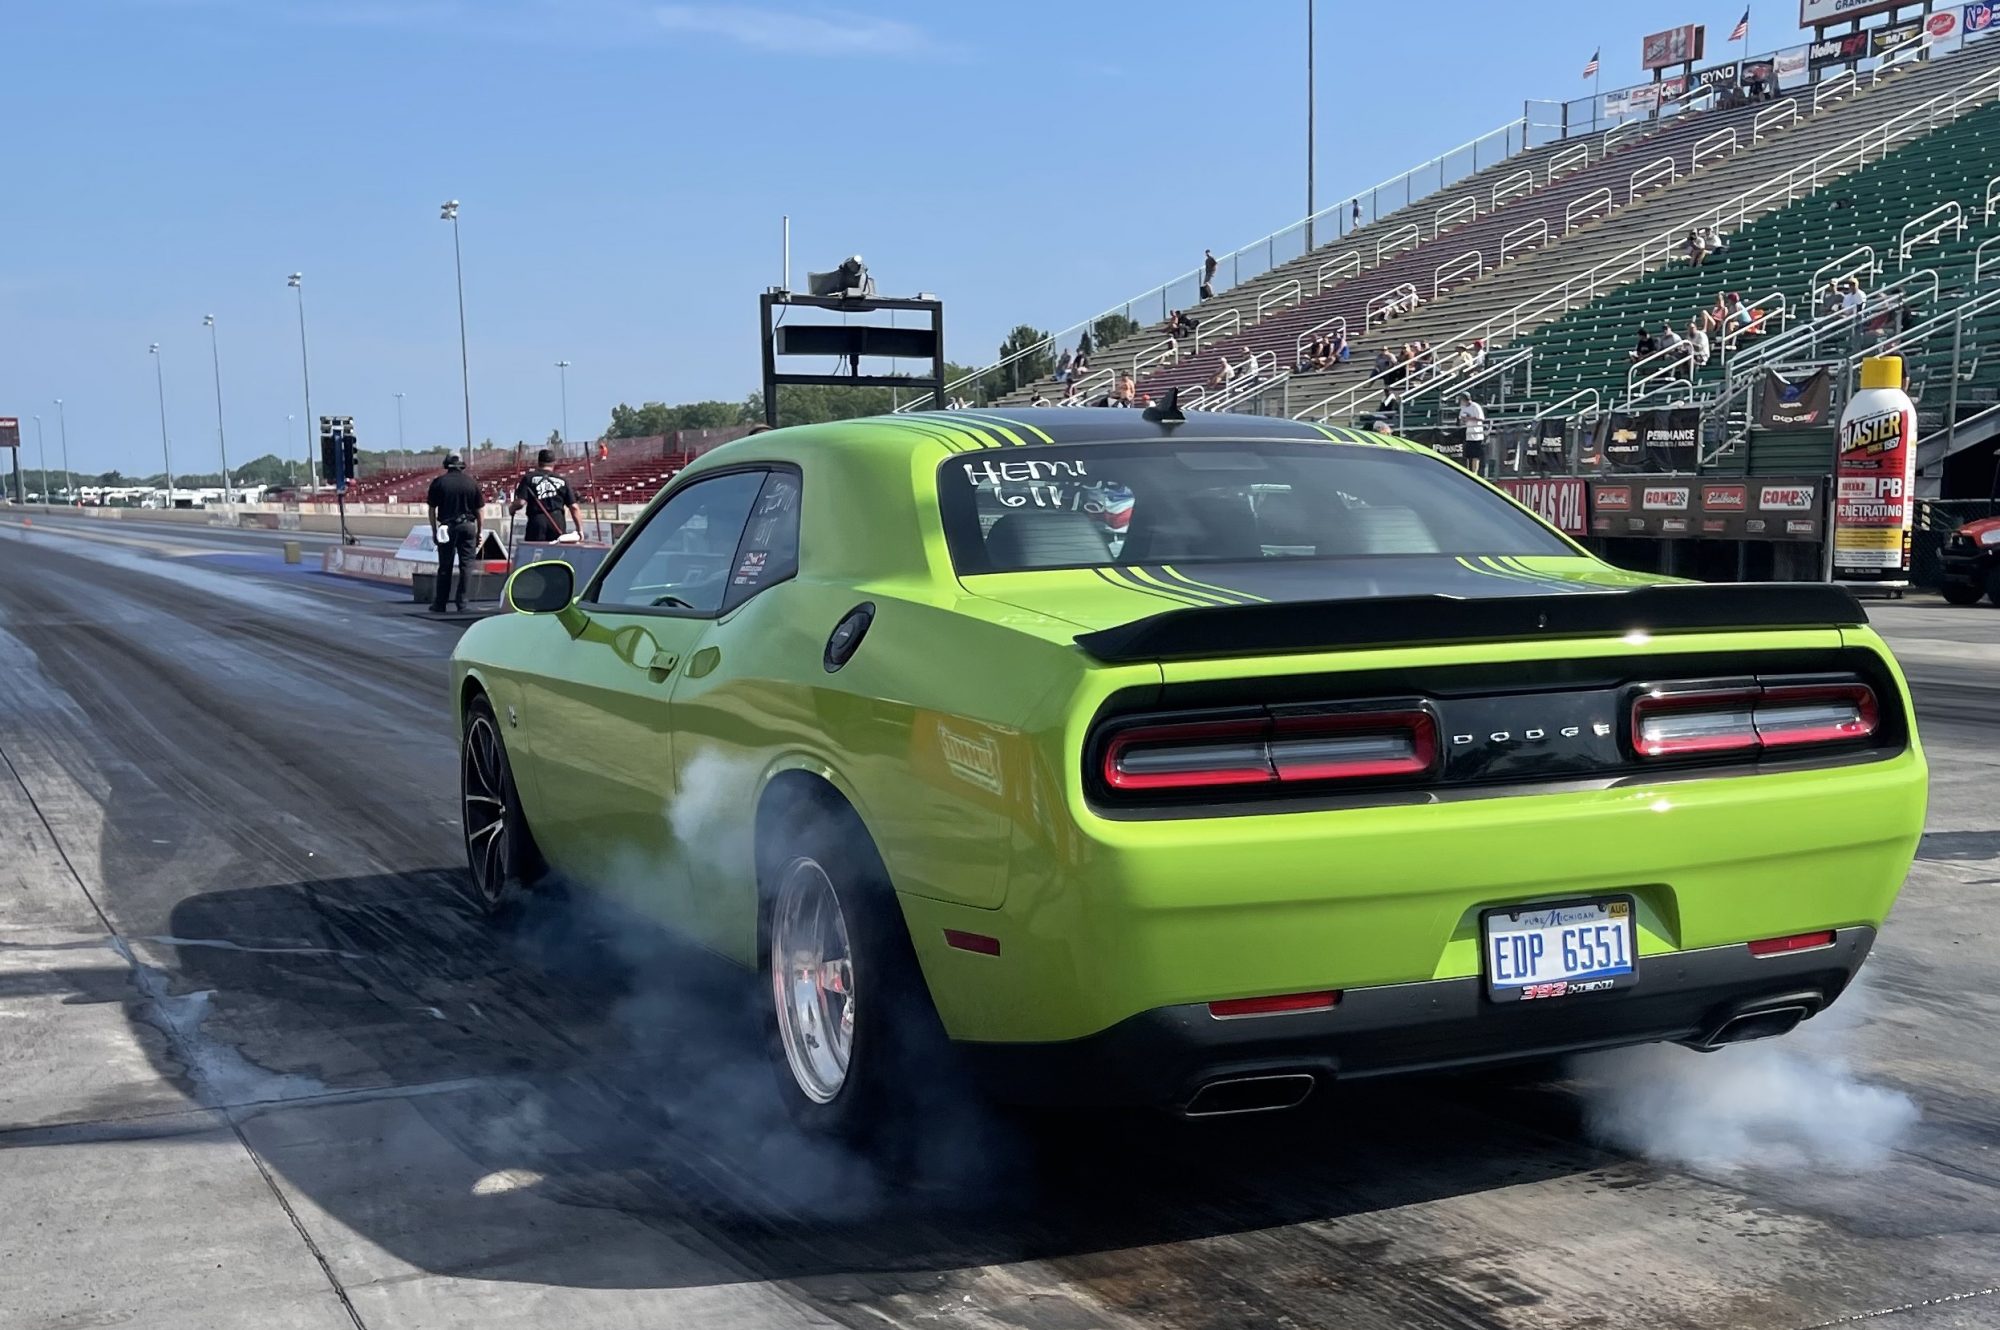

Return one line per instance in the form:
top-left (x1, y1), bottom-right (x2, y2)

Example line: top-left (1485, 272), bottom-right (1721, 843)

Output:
top-left (937, 440), bottom-right (1572, 575)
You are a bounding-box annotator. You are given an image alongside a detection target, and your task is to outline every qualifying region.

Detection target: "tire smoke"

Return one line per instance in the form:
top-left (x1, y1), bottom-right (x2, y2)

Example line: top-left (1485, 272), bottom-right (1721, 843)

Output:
top-left (1568, 981), bottom-right (1918, 1172)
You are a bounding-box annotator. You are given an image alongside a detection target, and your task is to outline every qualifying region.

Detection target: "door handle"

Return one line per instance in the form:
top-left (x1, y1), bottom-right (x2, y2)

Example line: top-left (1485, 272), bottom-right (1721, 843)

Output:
top-left (647, 650), bottom-right (680, 681)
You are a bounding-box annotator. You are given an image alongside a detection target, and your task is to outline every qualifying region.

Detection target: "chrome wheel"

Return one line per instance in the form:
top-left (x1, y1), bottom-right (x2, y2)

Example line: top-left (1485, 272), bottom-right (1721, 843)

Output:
top-left (461, 712), bottom-right (512, 908)
top-left (770, 856), bottom-right (856, 1105)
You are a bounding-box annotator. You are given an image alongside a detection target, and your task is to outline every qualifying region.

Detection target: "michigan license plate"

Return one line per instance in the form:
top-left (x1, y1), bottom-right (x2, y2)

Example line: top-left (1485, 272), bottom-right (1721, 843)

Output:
top-left (1482, 897), bottom-right (1638, 1002)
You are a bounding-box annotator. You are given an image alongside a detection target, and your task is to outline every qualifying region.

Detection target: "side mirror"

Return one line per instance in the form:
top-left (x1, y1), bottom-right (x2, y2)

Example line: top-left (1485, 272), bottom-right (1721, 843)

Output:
top-left (505, 560), bottom-right (575, 614)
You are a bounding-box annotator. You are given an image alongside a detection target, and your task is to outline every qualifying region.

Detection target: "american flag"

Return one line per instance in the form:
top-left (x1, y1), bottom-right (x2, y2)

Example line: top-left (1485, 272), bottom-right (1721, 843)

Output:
top-left (1729, 8), bottom-right (1750, 42)
top-left (1582, 47), bottom-right (1600, 78)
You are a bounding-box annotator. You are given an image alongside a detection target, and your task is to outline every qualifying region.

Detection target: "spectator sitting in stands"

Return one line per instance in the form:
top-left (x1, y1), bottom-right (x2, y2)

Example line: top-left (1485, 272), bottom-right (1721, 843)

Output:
top-left (1137, 392), bottom-right (1155, 408)
top-left (1841, 281), bottom-right (1865, 317)
top-left (1077, 330), bottom-right (1093, 360)
top-left (1688, 318), bottom-right (1712, 369)
top-left (1072, 348), bottom-right (1091, 377)
top-left (1030, 392), bottom-right (1053, 407)
top-left (1687, 228), bottom-right (1708, 266)
top-left (1332, 329), bottom-right (1352, 363)
top-left (1054, 348), bottom-right (1073, 383)
top-left (1311, 335), bottom-right (1335, 371)
top-left (1704, 224), bottom-right (1727, 254)
top-left (1210, 357), bottom-right (1237, 390)
top-left (1114, 370), bottom-right (1137, 406)
top-left (1658, 325), bottom-right (1688, 378)
top-left (1630, 325), bottom-right (1659, 362)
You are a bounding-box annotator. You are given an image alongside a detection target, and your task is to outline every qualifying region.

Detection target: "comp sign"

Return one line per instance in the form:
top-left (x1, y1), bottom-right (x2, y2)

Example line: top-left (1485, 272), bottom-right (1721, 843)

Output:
top-left (1800, 0), bottom-right (1901, 25)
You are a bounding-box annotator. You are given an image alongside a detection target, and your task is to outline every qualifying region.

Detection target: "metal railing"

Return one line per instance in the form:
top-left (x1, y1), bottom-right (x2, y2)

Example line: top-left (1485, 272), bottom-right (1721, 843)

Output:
top-left (1367, 283), bottom-right (1421, 327)
top-left (1290, 55), bottom-right (2000, 428)
top-left (1501, 218), bottom-right (1548, 264)
top-left (1435, 194), bottom-right (1480, 233)
top-left (1719, 291), bottom-right (1792, 356)
top-left (1987, 172), bottom-right (2000, 220)
top-left (1629, 154), bottom-right (1679, 201)
top-left (1814, 69), bottom-right (1858, 112)
top-left (1979, 234), bottom-right (2000, 283)
top-left (1549, 141), bottom-right (1591, 179)
top-left (1316, 249), bottom-right (1362, 292)
top-left (1294, 315), bottom-right (1350, 366)
top-left (1754, 97), bottom-right (1799, 142)
top-left (1256, 277), bottom-right (1305, 320)
top-left (1811, 244), bottom-right (1880, 301)
top-left (1493, 168), bottom-right (1537, 209)
top-left (1394, 347), bottom-right (1533, 422)
top-left (1432, 250), bottom-right (1483, 298)
top-left (1565, 187), bottom-right (1614, 231)
top-left (1693, 127), bottom-right (1738, 171)
top-left (898, 114), bottom-right (1547, 410)
top-left (1898, 200), bottom-right (1966, 265)
top-left (1377, 222), bottom-right (1423, 262)
top-left (1628, 338), bottom-right (1700, 402)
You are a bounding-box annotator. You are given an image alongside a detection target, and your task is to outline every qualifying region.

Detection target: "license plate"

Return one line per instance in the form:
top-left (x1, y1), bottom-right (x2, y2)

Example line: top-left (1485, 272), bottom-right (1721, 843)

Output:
top-left (1482, 897), bottom-right (1638, 1002)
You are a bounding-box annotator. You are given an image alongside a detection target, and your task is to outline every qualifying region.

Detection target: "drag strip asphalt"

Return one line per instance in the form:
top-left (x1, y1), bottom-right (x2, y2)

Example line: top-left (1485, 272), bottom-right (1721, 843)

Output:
top-left (1, 525), bottom-right (1997, 1330)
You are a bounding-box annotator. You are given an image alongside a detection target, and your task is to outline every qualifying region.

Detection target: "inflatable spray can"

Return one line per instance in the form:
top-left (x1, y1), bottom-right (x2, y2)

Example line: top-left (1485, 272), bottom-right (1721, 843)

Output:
top-left (1832, 355), bottom-right (1918, 585)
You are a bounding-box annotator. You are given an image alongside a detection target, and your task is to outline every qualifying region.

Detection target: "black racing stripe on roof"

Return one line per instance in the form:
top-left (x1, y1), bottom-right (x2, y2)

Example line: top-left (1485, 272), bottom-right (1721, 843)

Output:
top-left (882, 413), bottom-right (987, 453)
top-left (1150, 564), bottom-right (1264, 605)
top-left (1096, 565), bottom-right (1213, 608)
top-left (951, 409), bottom-right (1056, 445)
top-left (904, 408), bottom-right (1355, 447)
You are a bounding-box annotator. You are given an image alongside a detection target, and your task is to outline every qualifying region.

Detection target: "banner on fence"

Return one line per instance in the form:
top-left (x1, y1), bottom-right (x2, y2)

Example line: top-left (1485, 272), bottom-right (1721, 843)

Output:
top-left (1756, 368), bottom-right (1834, 427)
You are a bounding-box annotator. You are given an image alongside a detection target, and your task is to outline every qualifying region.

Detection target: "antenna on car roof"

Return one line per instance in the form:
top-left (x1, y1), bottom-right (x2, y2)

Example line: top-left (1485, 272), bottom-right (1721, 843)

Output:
top-left (1142, 386), bottom-right (1186, 426)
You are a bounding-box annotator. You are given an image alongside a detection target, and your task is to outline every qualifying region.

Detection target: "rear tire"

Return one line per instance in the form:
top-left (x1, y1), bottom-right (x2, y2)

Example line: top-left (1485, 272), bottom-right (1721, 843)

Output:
top-left (1941, 579), bottom-right (1983, 606)
top-left (760, 801), bottom-right (943, 1142)
top-left (1986, 565), bottom-right (2000, 607)
top-left (460, 695), bottom-right (545, 916)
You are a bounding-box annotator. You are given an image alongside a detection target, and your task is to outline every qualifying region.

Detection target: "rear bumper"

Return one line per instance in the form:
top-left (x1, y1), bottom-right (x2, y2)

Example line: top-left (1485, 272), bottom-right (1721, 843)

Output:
top-left (956, 926), bottom-right (1873, 1110)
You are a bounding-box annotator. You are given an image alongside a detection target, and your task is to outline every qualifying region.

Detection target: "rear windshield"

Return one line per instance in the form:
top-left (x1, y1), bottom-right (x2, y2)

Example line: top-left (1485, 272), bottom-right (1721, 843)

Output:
top-left (937, 440), bottom-right (1570, 574)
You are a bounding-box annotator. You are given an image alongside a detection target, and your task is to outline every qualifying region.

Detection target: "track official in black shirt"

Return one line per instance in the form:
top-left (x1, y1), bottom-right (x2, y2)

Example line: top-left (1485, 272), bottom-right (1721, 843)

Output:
top-left (426, 453), bottom-right (484, 613)
top-left (511, 449), bottom-right (584, 543)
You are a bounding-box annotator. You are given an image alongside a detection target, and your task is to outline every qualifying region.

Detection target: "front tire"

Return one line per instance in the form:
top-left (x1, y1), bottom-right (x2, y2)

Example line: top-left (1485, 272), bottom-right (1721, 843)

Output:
top-left (761, 804), bottom-right (942, 1141)
top-left (460, 696), bottom-right (544, 916)
top-left (1940, 579), bottom-right (1983, 606)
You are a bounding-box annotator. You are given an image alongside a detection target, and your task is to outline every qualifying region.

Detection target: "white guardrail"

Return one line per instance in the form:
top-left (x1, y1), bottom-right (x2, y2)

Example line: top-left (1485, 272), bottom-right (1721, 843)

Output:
top-left (1294, 42), bottom-right (1995, 425)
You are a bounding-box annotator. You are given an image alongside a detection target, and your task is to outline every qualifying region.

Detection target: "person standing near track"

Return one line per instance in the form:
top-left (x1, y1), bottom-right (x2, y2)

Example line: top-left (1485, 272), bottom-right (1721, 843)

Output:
top-left (426, 453), bottom-right (483, 614)
top-left (510, 448), bottom-right (583, 543)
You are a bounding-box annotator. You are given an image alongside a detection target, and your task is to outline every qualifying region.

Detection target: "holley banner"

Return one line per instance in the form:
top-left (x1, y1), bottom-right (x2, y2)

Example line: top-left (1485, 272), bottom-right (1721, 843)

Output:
top-left (1756, 368), bottom-right (1833, 428)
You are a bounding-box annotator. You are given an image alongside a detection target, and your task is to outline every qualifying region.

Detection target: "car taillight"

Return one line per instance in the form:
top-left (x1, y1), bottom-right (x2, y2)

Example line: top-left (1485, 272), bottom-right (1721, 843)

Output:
top-left (1102, 708), bottom-right (1436, 793)
top-left (1631, 679), bottom-right (1878, 760)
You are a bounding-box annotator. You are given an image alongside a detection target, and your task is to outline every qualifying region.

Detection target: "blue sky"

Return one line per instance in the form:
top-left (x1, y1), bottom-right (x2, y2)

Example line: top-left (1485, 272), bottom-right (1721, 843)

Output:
top-left (7, 0), bottom-right (1811, 475)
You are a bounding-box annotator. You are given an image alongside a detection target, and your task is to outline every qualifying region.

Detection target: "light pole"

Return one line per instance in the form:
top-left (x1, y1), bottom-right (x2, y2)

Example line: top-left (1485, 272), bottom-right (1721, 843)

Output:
top-left (555, 360), bottom-right (571, 450)
top-left (394, 391), bottom-right (406, 460)
top-left (441, 200), bottom-right (473, 456)
top-left (32, 415), bottom-right (45, 505)
top-left (148, 343), bottom-right (176, 506)
top-left (1306, 0), bottom-right (1316, 248)
top-left (202, 315), bottom-right (234, 505)
top-left (54, 399), bottom-right (70, 504)
top-left (288, 273), bottom-right (316, 488)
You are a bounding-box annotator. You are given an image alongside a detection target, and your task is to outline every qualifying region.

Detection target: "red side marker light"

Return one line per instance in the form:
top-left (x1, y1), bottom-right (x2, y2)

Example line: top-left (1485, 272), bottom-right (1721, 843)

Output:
top-left (1746, 930), bottom-right (1836, 957)
top-left (943, 929), bottom-right (1001, 956)
top-left (1208, 990), bottom-right (1341, 1019)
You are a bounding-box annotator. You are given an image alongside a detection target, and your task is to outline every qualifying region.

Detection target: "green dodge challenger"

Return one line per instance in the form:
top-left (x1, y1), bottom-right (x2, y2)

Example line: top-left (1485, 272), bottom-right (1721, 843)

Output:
top-left (451, 407), bottom-right (1926, 1131)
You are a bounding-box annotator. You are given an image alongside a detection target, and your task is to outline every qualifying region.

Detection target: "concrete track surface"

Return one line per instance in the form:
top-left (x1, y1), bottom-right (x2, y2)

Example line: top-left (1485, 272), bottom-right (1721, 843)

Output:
top-left (3, 514), bottom-right (1998, 1330)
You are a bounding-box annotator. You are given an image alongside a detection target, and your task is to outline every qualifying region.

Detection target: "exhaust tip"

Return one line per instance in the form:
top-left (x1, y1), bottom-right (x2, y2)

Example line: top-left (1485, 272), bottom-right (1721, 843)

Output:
top-left (1183, 1073), bottom-right (1316, 1118)
top-left (1699, 998), bottom-right (1818, 1050)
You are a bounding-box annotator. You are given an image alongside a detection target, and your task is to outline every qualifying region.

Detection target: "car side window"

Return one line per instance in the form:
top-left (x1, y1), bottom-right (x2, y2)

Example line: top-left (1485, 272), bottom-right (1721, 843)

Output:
top-left (588, 470), bottom-right (766, 614)
top-left (723, 470), bottom-right (802, 613)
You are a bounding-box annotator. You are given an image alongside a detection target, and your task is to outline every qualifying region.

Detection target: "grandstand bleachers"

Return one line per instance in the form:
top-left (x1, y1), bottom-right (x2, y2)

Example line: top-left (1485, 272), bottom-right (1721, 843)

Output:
top-left (1112, 97), bottom-right (1783, 405)
top-left (1499, 99), bottom-right (2000, 418)
top-left (992, 119), bottom-right (1657, 405)
top-left (1263, 35), bottom-right (2000, 424)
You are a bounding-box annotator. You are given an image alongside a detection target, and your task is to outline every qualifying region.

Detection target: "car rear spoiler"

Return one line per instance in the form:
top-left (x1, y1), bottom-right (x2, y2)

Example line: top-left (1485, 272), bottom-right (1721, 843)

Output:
top-left (1072, 583), bottom-right (1868, 664)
